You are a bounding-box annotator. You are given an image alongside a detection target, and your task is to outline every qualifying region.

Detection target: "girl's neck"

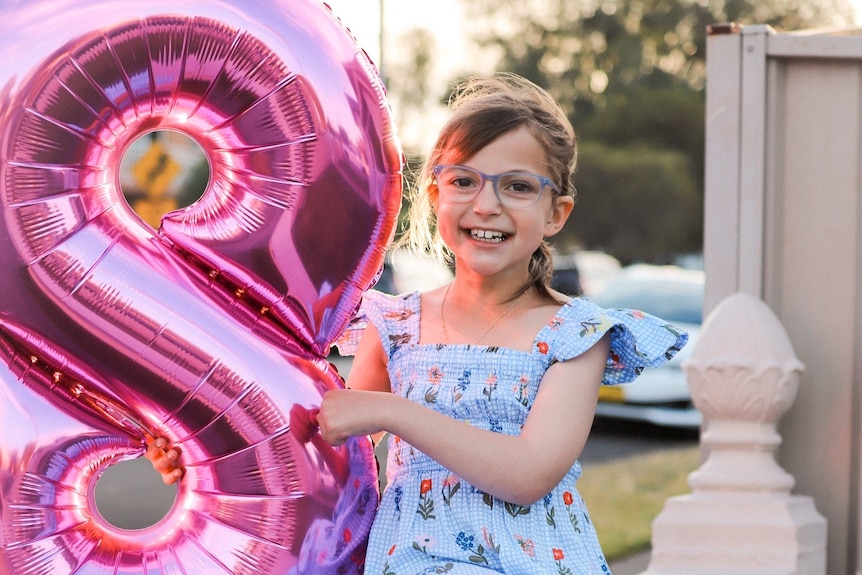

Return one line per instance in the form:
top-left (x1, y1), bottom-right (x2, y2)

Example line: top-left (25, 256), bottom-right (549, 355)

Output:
top-left (448, 266), bottom-right (532, 307)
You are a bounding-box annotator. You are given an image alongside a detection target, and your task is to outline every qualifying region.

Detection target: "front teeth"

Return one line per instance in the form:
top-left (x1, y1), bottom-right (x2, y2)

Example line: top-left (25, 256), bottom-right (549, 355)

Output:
top-left (471, 229), bottom-right (507, 242)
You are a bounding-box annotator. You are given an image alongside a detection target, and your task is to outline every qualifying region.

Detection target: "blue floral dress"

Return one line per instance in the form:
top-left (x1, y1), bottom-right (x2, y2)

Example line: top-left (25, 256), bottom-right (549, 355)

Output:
top-left (335, 290), bottom-right (687, 575)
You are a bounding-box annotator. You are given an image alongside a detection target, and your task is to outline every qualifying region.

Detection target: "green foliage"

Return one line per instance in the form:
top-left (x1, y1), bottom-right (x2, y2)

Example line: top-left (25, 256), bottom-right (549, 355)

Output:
top-left (565, 142), bottom-right (703, 264)
top-left (578, 446), bottom-right (701, 561)
top-left (464, 0), bottom-right (853, 111)
top-left (578, 84), bottom-right (705, 178)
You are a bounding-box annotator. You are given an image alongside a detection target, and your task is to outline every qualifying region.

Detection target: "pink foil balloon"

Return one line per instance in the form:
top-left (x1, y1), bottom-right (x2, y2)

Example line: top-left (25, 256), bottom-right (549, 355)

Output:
top-left (0, 0), bottom-right (402, 574)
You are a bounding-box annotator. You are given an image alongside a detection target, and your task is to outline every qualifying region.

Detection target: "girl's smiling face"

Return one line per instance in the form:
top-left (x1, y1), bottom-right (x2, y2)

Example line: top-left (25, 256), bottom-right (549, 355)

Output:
top-left (434, 125), bottom-right (573, 282)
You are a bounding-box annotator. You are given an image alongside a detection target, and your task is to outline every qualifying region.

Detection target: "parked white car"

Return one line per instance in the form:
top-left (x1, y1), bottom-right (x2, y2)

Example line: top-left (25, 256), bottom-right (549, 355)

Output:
top-left (374, 249), bottom-right (453, 295)
top-left (589, 264), bottom-right (704, 429)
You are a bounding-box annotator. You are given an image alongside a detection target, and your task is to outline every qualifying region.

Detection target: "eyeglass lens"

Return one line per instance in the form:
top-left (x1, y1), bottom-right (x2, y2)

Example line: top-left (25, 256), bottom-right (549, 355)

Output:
top-left (435, 165), bottom-right (550, 207)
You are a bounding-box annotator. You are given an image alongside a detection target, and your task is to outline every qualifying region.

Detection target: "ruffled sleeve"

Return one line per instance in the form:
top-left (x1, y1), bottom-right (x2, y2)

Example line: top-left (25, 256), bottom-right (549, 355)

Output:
top-left (333, 290), bottom-right (420, 359)
top-left (544, 298), bottom-right (688, 386)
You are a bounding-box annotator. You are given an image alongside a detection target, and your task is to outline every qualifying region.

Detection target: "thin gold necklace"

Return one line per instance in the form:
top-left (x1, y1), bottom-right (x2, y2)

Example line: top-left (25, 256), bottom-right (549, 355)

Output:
top-left (440, 283), bottom-right (527, 345)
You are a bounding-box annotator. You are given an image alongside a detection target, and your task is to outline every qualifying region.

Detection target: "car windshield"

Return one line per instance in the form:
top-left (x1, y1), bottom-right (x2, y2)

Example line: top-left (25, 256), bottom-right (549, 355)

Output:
top-left (591, 276), bottom-right (704, 325)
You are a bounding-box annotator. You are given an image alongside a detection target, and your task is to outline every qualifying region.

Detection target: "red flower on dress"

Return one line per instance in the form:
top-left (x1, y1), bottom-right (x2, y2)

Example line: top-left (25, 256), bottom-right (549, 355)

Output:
top-left (389, 544), bottom-right (397, 556)
top-left (537, 341), bottom-right (549, 354)
top-left (553, 548), bottom-right (565, 561)
top-left (563, 491), bottom-right (574, 505)
top-left (428, 366), bottom-right (444, 384)
top-left (420, 478), bottom-right (432, 494)
top-left (343, 528), bottom-right (352, 543)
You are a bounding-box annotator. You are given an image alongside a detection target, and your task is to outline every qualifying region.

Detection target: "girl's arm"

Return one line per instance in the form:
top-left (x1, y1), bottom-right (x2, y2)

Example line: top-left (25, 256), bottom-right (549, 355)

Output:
top-left (341, 321), bottom-right (392, 394)
top-left (318, 330), bottom-right (610, 506)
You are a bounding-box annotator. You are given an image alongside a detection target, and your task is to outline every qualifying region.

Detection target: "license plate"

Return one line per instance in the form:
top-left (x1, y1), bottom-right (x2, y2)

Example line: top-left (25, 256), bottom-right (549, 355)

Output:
top-left (598, 385), bottom-right (625, 403)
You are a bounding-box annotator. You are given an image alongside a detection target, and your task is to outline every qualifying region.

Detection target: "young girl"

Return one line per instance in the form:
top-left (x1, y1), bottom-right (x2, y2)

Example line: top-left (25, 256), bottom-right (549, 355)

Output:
top-left (315, 73), bottom-right (688, 574)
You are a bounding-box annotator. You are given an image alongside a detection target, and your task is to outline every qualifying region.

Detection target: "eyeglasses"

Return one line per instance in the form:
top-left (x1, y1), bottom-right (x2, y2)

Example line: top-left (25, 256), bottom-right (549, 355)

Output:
top-left (432, 164), bottom-right (559, 209)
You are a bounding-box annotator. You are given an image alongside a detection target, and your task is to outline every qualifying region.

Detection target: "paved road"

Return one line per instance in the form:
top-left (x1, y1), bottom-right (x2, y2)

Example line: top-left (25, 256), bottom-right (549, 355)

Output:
top-left (583, 416), bottom-right (699, 464)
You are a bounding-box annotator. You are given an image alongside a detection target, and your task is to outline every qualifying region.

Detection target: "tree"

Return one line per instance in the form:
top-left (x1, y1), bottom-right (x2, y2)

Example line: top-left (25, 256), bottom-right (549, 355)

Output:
top-left (463, 0), bottom-right (853, 112)
top-left (566, 141), bottom-right (702, 264)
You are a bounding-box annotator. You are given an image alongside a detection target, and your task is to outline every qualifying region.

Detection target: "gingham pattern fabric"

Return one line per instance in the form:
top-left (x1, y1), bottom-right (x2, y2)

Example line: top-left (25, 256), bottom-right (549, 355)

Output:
top-left (335, 290), bottom-right (687, 575)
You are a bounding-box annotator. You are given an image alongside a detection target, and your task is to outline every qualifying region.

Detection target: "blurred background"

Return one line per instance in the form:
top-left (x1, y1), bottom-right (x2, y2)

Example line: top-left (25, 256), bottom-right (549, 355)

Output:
top-left (325, 0), bottom-right (860, 268)
top-left (124, 0), bottom-right (862, 269)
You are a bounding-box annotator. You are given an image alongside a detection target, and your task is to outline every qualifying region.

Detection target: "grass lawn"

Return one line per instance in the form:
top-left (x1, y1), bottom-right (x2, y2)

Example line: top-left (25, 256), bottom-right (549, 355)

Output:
top-left (373, 433), bottom-right (701, 563)
top-left (578, 445), bottom-right (702, 561)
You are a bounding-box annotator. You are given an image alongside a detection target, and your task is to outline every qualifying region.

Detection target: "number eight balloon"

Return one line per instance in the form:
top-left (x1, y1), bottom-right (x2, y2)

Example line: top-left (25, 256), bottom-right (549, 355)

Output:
top-left (0, 0), bottom-right (401, 573)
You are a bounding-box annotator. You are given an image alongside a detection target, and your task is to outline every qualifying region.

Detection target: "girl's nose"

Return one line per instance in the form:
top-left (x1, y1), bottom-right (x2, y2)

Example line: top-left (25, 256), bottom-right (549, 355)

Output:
top-left (472, 179), bottom-right (502, 213)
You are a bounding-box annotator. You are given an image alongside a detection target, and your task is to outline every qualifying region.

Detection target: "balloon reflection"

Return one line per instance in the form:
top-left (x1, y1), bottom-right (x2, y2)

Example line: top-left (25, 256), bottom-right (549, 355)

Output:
top-left (0, 1), bottom-right (401, 573)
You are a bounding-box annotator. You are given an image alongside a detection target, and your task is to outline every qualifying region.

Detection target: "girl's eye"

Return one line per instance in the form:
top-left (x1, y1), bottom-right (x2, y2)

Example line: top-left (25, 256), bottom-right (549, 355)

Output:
top-left (452, 177), bottom-right (477, 189)
top-left (501, 175), bottom-right (540, 195)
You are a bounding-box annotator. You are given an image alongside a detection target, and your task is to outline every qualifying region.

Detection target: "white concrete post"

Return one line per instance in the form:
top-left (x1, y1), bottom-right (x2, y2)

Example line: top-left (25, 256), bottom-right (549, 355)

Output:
top-left (641, 292), bottom-right (826, 575)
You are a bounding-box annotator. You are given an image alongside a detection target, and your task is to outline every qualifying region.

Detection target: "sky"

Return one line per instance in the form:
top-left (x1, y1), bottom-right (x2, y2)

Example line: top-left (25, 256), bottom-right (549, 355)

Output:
top-left (324, 0), bottom-right (472, 151)
top-left (325, 0), bottom-right (862, 69)
top-left (325, 0), bottom-right (462, 72)
top-left (324, 0), bottom-right (862, 149)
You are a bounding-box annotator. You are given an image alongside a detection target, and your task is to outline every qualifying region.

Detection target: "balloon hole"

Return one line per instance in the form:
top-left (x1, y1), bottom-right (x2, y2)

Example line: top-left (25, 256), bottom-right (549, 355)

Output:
top-left (94, 457), bottom-right (178, 530)
top-left (120, 130), bottom-right (210, 229)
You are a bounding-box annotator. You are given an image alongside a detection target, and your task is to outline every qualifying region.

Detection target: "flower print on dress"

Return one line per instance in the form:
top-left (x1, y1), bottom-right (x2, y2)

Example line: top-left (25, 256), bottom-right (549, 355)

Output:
top-left (418, 564), bottom-right (454, 574)
top-left (391, 435), bottom-right (405, 468)
top-left (391, 483), bottom-right (403, 516)
top-left (380, 545), bottom-right (397, 575)
top-left (389, 332), bottom-right (412, 352)
top-left (515, 534), bottom-right (537, 559)
top-left (442, 473), bottom-right (461, 506)
top-left (505, 501), bottom-right (531, 518)
top-left (454, 531), bottom-right (493, 565)
top-left (384, 307), bottom-right (416, 322)
top-left (482, 491), bottom-right (495, 510)
top-left (482, 373), bottom-right (498, 400)
top-left (417, 478), bottom-right (436, 520)
top-left (481, 527), bottom-right (500, 556)
top-left (563, 490), bottom-right (581, 532)
top-left (544, 492), bottom-right (558, 529)
top-left (452, 369), bottom-right (471, 402)
top-left (413, 533), bottom-right (436, 553)
top-left (428, 366), bottom-right (444, 384)
top-left (553, 548), bottom-right (573, 575)
top-left (579, 315), bottom-right (615, 338)
top-left (628, 309), bottom-right (646, 321)
top-left (455, 531), bottom-right (475, 551)
top-left (662, 328), bottom-right (686, 359)
top-left (513, 374), bottom-right (531, 406)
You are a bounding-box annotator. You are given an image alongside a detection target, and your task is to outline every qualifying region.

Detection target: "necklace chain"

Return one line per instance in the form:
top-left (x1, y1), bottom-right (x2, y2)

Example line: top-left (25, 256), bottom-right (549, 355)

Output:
top-left (440, 283), bottom-right (527, 345)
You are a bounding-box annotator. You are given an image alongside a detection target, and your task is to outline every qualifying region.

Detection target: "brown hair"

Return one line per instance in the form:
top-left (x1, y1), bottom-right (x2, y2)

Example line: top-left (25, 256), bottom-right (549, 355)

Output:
top-left (397, 73), bottom-right (577, 300)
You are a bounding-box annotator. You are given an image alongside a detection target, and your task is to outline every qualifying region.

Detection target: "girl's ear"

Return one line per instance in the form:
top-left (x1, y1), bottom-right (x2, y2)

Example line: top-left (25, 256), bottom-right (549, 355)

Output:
top-left (544, 196), bottom-right (574, 238)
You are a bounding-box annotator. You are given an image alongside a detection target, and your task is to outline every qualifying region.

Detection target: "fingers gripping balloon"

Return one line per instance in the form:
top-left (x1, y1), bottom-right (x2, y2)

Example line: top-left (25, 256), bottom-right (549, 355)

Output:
top-left (0, 0), bottom-right (401, 573)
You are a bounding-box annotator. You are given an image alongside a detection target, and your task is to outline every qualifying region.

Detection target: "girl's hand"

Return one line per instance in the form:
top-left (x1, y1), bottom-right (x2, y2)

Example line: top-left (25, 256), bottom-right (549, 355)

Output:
top-left (317, 388), bottom-right (388, 446)
top-left (289, 403), bottom-right (321, 444)
top-left (145, 436), bottom-right (184, 485)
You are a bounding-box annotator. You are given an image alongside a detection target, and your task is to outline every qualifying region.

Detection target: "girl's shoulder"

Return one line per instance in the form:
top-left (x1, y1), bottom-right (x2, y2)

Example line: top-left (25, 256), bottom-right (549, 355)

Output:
top-left (333, 290), bottom-right (421, 356)
top-left (538, 296), bottom-right (689, 386)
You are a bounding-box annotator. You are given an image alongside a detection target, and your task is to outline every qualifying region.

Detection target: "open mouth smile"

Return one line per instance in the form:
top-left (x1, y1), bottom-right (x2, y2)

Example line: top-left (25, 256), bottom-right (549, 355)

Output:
top-left (469, 229), bottom-right (508, 243)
